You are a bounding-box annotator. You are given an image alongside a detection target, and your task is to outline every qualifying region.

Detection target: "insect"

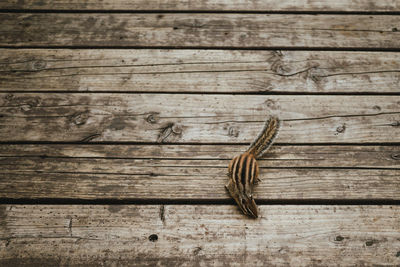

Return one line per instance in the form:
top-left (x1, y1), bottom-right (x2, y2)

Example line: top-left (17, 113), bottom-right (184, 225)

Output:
top-left (225, 117), bottom-right (280, 218)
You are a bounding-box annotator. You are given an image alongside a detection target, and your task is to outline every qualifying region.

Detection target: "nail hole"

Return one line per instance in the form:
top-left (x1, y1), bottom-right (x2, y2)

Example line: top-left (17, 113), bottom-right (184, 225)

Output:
top-left (335, 235), bottom-right (344, 242)
top-left (365, 240), bottom-right (374, 246)
top-left (149, 234), bottom-right (158, 242)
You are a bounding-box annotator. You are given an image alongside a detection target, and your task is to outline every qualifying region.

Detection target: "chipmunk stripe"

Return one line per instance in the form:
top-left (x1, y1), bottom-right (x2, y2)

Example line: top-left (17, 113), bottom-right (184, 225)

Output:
top-left (237, 154), bottom-right (246, 191)
top-left (250, 157), bottom-right (256, 184)
top-left (231, 155), bottom-right (240, 190)
top-left (240, 154), bottom-right (249, 192)
top-left (246, 156), bottom-right (253, 190)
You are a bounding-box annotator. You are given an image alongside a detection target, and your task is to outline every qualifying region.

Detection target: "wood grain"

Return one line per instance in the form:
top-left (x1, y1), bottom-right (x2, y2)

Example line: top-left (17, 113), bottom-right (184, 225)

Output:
top-left (1, 144), bottom-right (399, 168)
top-left (1, 144), bottom-right (399, 200)
top-left (0, 205), bottom-right (399, 266)
top-left (1, 13), bottom-right (400, 48)
top-left (1, 0), bottom-right (399, 12)
top-left (2, 49), bottom-right (400, 93)
top-left (1, 94), bottom-right (399, 143)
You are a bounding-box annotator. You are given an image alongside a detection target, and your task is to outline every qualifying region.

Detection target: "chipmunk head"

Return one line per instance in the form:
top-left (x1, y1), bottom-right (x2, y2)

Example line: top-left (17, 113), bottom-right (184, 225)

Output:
top-left (226, 180), bottom-right (258, 218)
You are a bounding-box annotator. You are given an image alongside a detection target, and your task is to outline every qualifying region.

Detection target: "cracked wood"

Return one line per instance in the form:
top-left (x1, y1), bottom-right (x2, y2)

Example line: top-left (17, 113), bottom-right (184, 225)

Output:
top-left (1, 49), bottom-right (400, 93)
top-left (0, 205), bottom-right (399, 266)
top-left (0, 94), bottom-right (399, 143)
top-left (1, 14), bottom-right (400, 48)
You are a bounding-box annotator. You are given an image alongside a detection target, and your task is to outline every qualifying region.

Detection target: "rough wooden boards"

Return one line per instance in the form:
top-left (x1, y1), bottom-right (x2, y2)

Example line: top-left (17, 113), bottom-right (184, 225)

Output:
top-left (1, 0), bottom-right (400, 12)
top-left (1, 13), bottom-right (400, 48)
top-left (1, 49), bottom-right (400, 93)
top-left (1, 94), bottom-right (399, 143)
top-left (1, 144), bottom-right (399, 168)
top-left (1, 144), bottom-right (399, 200)
top-left (0, 205), bottom-right (399, 266)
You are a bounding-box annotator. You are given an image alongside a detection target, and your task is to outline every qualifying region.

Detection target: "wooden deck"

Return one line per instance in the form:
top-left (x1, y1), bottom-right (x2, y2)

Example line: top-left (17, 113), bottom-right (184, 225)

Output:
top-left (0, 1), bottom-right (399, 266)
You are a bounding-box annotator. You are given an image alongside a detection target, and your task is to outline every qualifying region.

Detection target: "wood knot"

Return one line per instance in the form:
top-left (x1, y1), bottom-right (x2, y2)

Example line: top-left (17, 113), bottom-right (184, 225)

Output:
top-left (193, 246), bottom-right (202, 255)
top-left (5, 94), bottom-right (14, 101)
top-left (228, 126), bottom-right (239, 137)
top-left (365, 240), bottom-right (375, 246)
top-left (372, 105), bottom-right (381, 111)
top-left (157, 122), bottom-right (182, 143)
top-left (264, 99), bottom-right (278, 110)
top-left (335, 124), bottom-right (346, 135)
top-left (390, 121), bottom-right (400, 127)
top-left (70, 112), bottom-right (89, 126)
top-left (146, 112), bottom-right (159, 124)
top-left (20, 104), bottom-right (33, 112)
top-left (32, 60), bottom-right (47, 71)
top-left (391, 153), bottom-right (400, 160)
top-left (335, 235), bottom-right (344, 242)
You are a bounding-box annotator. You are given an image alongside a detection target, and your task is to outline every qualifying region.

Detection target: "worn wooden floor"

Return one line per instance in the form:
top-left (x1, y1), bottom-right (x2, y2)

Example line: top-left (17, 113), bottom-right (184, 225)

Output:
top-left (0, 1), bottom-right (400, 266)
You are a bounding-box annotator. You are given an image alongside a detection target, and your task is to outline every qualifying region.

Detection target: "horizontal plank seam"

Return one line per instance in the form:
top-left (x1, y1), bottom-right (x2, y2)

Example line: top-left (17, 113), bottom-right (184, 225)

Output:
top-left (1, 142), bottom-right (400, 146)
top-left (1, 46), bottom-right (400, 52)
top-left (2, 10), bottom-right (400, 15)
top-left (0, 198), bottom-right (398, 205)
top-left (2, 91), bottom-right (400, 96)
top-left (3, 167), bottom-right (400, 174)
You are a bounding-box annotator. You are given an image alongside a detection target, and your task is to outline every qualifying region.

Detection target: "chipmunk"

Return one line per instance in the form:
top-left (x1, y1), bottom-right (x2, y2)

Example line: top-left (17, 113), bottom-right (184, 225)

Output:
top-left (225, 117), bottom-right (280, 218)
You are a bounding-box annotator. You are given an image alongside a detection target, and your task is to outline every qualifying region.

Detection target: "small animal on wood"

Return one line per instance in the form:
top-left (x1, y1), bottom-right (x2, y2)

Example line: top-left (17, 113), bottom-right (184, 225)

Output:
top-left (225, 116), bottom-right (280, 218)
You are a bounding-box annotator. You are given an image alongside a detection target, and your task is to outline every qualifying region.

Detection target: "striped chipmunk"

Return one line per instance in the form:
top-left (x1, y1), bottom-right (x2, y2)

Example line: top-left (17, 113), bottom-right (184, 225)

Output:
top-left (225, 116), bottom-right (280, 218)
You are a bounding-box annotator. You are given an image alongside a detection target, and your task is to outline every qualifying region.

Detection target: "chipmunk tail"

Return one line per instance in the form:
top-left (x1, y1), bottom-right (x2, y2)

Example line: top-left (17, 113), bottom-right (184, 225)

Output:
top-left (247, 116), bottom-right (280, 158)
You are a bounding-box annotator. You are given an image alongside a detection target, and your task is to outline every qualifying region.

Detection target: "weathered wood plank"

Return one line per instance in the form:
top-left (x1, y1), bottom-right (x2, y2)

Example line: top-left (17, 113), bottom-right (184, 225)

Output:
top-left (1, 144), bottom-right (399, 168)
top-left (0, 145), bottom-right (399, 199)
top-left (1, 163), bottom-right (399, 200)
top-left (2, 49), bottom-right (400, 93)
top-left (1, 0), bottom-right (400, 12)
top-left (0, 205), bottom-right (399, 266)
top-left (1, 14), bottom-right (399, 48)
top-left (1, 94), bottom-right (399, 143)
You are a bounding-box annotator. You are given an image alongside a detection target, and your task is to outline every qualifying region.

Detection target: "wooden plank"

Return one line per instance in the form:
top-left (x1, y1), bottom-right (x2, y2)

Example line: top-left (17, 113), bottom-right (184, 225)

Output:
top-left (1, 162), bottom-right (399, 200)
top-left (2, 49), bottom-right (400, 93)
top-left (0, 94), bottom-right (399, 143)
top-left (1, 144), bottom-right (399, 168)
top-left (0, 205), bottom-right (399, 266)
top-left (0, 145), bottom-right (399, 200)
top-left (1, 0), bottom-right (400, 12)
top-left (1, 14), bottom-right (400, 48)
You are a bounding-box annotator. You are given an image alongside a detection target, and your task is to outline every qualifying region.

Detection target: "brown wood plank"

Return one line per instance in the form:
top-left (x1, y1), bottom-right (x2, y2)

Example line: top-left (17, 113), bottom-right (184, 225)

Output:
top-left (1, 0), bottom-right (400, 12)
top-left (1, 144), bottom-right (398, 168)
top-left (0, 94), bottom-right (399, 143)
top-left (0, 205), bottom-right (399, 266)
top-left (0, 144), bottom-right (399, 200)
top-left (2, 49), bottom-right (400, 93)
top-left (1, 14), bottom-right (399, 48)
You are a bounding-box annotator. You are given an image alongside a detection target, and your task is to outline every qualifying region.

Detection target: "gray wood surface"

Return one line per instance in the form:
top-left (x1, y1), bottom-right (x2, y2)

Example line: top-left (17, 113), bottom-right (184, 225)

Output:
top-left (2, 49), bottom-right (400, 93)
top-left (1, 145), bottom-right (399, 200)
top-left (2, 144), bottom-right (398, 168)
top-left (1, 205), bottom-right (399, 266)
top-left (1, 0), bottom-right (399, 12)
top-left (1, 13), bottom-right (400, 48)
top-left (1, 94), bottom-right (399, 143)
